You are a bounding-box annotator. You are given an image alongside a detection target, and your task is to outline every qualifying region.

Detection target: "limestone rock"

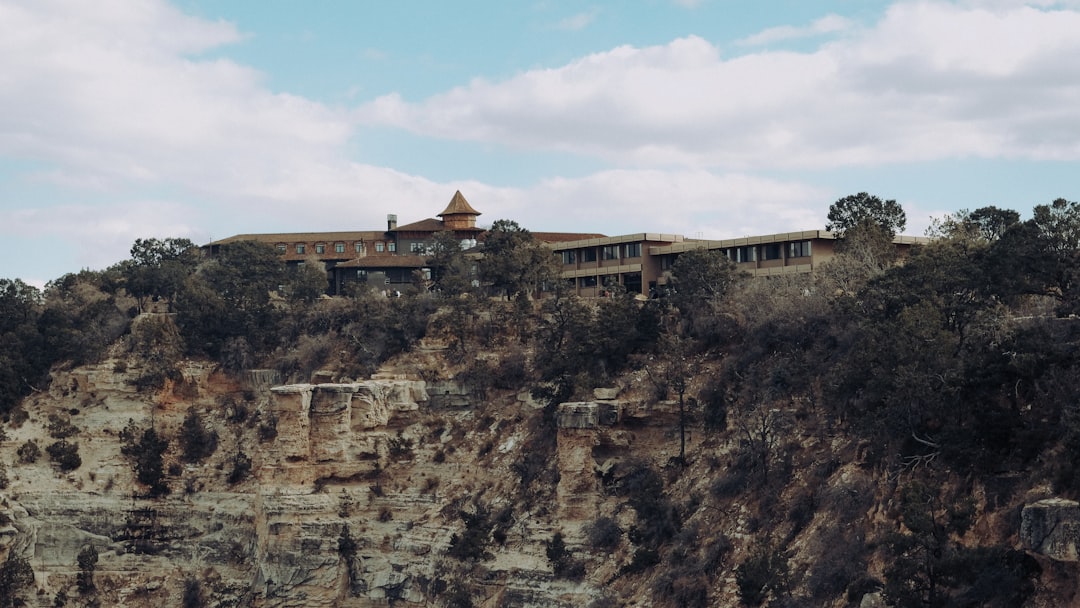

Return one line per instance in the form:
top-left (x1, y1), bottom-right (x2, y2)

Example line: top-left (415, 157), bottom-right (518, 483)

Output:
top-left (556, 402), bottom-right (620, 429)
top-left (1022, 498), bottom-right (1080, 561)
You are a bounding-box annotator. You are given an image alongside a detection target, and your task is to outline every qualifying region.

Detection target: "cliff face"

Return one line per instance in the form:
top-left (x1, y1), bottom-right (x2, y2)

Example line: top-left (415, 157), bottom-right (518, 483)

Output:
top-left (0, 355), bottom-right (655, 607)
top-left (1, 346), bottom-right (1077, 607)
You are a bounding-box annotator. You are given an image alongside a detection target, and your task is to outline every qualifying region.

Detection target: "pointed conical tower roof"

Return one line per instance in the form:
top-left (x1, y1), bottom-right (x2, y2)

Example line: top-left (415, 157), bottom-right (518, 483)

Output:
top-left (438, 191), bottom-right (482, 230)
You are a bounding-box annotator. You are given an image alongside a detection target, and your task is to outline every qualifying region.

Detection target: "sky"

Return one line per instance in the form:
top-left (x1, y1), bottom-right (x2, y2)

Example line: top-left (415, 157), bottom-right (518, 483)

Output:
top-left (1, 0), bottom-right (1079, 286)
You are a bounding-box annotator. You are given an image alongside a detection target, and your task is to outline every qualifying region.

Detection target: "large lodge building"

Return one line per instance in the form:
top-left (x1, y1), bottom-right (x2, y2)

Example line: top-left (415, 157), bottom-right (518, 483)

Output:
top-left (207, 192), bottom-right (929, 297)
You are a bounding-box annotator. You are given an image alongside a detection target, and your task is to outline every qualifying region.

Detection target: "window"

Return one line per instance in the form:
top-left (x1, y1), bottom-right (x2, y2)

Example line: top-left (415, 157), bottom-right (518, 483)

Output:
top-left (375, 241), bottom-right (384, 252)
top-left (625, 242), bottom-right (642, 258)
top-left (581, 248), bottom-right (597, 262)
top-left (410, 242), bottom-right (427, 254)
top-left (354, 242), bottom-right (363, 253)
top-left (789, 240), bottom-right (812, 258)
top-left (602, 245), bottom-right (619, 260)
top-left (276, 243), bottom-right (286, 253)
top-left (296, 244), bottom-right (306, 254)
top-left (335, 243), bottom-right (345, 253)
top-left (735, 246), bottom-right (756, 263)
top-left (580, 276), bottom-right (598, 287)
top-left (561, 250), bottom-right (577, 265)
top-left (356, 270), bottom-right (367, 280)
top-left (762, 243), bottom-right (783, 261)
top-left (315, 244), bottom-right (326, 254)
top-left (388, 242), bottom-right (396, 252)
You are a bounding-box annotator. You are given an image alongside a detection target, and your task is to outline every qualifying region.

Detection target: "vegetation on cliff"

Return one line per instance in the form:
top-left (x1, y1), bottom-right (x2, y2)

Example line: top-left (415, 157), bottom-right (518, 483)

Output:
top-left (1, 196), bottom-right (1080, 606)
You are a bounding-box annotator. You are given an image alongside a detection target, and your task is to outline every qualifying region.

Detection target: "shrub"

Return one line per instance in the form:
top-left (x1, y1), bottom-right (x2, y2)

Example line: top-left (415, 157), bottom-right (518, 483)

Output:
top-left (0, 555), bottom-right (34, 607)
top-left (179, 409), bottom-right (218, 463)
top-left (546, 532), bottom-right (585, 580)
top-left (181, 577), bottom-right (205, 608)
top-left (16, 440), bottom-right (39, 464)
top-left (699, 378), bottom-right (728, 431)
top-left (47, 413), bottom-right (79, 439)
top-left (120, 421), bottom-right (168, 496)
top-left (653, 571), bottom-right (709, 608)
top-left (585, 516), bottom-right (622, 551)
top-left (621, 547), bottom-right (660, 575)
top-left (388, 432), bottom-right (414, 460)
top-left (46, 440), bottom-right (81, 471)
top-left (76, 544), bottom-right (98, 593)
top-left (735, 546), bottom-right (789, 607)
top-left (448, 503), bottom-right (498, 562)
top-left (258, 412), bottom-right (278, 442)
top-left (227, 450), bottom-right (252, 485)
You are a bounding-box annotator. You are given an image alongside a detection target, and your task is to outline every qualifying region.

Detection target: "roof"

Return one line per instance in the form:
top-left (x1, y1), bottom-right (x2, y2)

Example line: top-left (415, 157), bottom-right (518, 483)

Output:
top-left (530, 231), bottom-right (608, 243)
top-left (390, 218), bottom-right (445, 233)
top-left (335, 255), bottom-right (429, 269)
top-left (438, 191), bottom-right (481, 217)
top-left (547, 232), bottom-right (686, 250)
top-left (207, 231), bottom-right (386, 246)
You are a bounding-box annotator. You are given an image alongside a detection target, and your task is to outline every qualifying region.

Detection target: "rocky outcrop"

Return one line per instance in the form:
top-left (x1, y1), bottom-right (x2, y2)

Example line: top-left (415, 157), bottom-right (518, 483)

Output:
top-left (556, 402), bottom-right (620, 429)
top-left (1022, 498), bottom-right (1080, 561)
top-left (266, 380), bottom-right (427, 465)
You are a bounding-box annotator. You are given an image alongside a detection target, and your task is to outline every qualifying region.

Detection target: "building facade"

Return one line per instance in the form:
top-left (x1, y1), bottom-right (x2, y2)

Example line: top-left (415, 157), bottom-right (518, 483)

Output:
top-left (207, 192), bottom-right (930, 298)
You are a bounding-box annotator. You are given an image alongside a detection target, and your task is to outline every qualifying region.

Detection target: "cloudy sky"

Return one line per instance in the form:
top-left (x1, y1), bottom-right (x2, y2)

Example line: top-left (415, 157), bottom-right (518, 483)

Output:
top-left (2, 0), bottom-right (1078, 285)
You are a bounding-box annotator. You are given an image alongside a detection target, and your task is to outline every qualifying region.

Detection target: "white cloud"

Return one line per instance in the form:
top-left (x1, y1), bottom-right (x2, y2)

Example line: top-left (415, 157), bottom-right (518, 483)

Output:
top-left (735, 14), bottom-right (854, 46)
top-left (556, 9), bottom-right (600, 31)
top-left (2, 0), bottom-right (1073, 282)
top-left (359, 1), bottom-right (1080, 169)
top-left (0, 0), bottom-right (351, 196)
top-left (1, 200), bottom-right (203, 271)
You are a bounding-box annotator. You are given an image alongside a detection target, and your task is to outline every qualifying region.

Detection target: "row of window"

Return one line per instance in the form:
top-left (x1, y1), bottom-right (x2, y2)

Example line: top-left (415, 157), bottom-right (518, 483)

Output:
top-left (560, 242), bottom-right (643, 265)
top-left (717, 240), bottom-right (812, 263)
top-left (275, 241), bottom-right (397, 255)
top-left (574, 272), bottom-right (641, 290)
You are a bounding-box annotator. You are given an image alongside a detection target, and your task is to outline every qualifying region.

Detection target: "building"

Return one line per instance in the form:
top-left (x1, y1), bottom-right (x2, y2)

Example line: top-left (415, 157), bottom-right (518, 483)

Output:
top-left (207, 192), bottom-right (930, 298)
top-left (206, 191), bottom-right (604, 294)
top-left (548, 230), bottom-right (931, 298)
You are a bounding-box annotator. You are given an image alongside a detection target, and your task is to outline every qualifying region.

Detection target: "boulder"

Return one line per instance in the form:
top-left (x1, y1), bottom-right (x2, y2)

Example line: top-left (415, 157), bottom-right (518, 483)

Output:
top-left (1021, 497), bottom-right (1080, 561)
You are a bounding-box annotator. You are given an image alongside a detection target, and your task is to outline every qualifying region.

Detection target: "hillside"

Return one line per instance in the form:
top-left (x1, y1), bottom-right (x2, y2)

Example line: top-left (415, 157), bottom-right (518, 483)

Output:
top-left (4, 202), bottom-right (1080, 606)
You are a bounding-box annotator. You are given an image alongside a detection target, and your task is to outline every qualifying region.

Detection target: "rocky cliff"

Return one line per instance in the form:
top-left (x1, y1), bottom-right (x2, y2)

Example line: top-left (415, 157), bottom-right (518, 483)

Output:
top-left (1, 341), bottom-right (1077, 607)
top-left (0, 351), bottom-right (659, 607)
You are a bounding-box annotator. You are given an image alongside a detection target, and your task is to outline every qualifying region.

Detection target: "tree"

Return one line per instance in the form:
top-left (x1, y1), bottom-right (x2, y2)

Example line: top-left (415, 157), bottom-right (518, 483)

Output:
top-left (669, 247), bottom-right (743, 339)
top-left (38, 270), bottom-right (131, 367)
top-left (285, 262), bottom-right (328, 303)
top-left (179, 409), bottom-right (218, 463)
top-left (125, 237), bottom-right (199, 312)
top-left (826, 192), bottom-right (906, 238)
top-left (1031, 197), bottom-right (1080, 253)
top-left (480, 220), bottom-right (560, 300)
top-left (76, 544), bottom-right (98, 593)
top-left (0, 555), bottom-right (34, 608)
top-left (0, 278), bottom-right (46, 416)
top-left (928, 206), bottom-right (1020, 244)
top-left (426, 231), bottom-right (473, 296)
top-left (121, 421), bottom-right (169, 496)
top-left (175, 240), bottom-right (286, 358)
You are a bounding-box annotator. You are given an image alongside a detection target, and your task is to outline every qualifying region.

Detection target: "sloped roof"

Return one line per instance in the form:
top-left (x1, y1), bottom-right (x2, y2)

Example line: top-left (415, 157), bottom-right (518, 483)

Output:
top-left (335, 255), bottom-right (429, 269)
top-left (390, 218), bottom-right (444, 232)
top-left (438, 190), bottom-right (481, 217)
top-left (207, 231), bottom-right (385, 246)
top-left (530, 231), bottom-right (608, 243)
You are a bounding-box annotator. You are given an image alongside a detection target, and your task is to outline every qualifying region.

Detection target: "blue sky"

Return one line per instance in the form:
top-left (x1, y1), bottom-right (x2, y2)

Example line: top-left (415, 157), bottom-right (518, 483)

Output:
top-left (2, 0), bottom-right (1079, 286)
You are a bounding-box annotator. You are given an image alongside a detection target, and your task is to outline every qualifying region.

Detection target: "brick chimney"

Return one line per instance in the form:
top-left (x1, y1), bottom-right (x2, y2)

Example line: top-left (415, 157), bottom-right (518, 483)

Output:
top-left (387, 214), bottom-right (397, 230)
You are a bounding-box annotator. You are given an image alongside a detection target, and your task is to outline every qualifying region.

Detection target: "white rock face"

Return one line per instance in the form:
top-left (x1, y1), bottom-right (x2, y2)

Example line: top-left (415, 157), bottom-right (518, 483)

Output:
top-left (0, 362), bottom-right (618, 607)
top-left (556, 402), bottom-right (621, 429)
